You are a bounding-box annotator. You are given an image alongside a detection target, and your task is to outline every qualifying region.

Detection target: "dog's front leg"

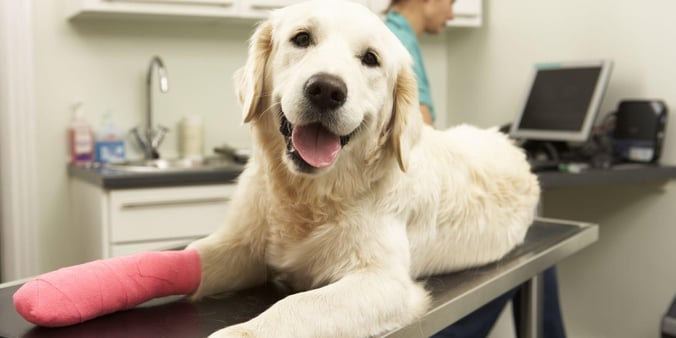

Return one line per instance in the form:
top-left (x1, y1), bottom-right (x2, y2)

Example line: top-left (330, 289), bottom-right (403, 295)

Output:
top-left (209, 216), bottom-right (431, 338)
top-left (209, 270), bottom-right (429, 338)
top-left (187, 171), bottom-right (269, 299)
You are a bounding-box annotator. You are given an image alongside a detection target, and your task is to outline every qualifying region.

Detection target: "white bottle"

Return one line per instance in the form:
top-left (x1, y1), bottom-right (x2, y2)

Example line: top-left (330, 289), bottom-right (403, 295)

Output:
top-left (180, 115), bottom-right (204, 159)
top-left (68, 101), bottom-right (94, 164)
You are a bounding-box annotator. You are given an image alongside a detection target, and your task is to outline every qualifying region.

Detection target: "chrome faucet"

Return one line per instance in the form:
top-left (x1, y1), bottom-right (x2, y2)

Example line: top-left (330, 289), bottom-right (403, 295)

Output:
top-left (132, 56), bottom-right (169, 159)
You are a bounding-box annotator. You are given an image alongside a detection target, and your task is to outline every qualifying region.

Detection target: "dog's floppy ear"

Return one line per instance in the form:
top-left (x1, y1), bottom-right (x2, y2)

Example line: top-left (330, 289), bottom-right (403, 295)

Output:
top-left (235, 20), bottom-right (273, 123)
top-left (389, 65), bottom-right (423, 172)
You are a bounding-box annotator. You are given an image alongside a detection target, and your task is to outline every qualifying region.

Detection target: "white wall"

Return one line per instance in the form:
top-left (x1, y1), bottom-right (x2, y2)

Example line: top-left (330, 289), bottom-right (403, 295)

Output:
top-left (444, 1), bottom-right (676, 337)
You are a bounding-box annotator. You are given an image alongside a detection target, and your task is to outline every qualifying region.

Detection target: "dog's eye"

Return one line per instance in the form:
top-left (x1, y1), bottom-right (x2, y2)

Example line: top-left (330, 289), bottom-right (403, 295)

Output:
top-left (291, 32), bottom-right (312, 48)
top-left (361, 51), bottom-right (379, 67)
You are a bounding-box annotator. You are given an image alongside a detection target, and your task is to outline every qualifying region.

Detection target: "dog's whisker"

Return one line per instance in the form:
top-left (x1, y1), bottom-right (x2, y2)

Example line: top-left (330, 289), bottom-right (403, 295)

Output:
top-left (260, 101), bottom-right (281, 117)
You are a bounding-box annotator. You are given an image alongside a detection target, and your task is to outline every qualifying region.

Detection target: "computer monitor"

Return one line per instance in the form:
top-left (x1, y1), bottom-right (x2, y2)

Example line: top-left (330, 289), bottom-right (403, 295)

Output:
top-left (509, 60), bottom-right (613, 142)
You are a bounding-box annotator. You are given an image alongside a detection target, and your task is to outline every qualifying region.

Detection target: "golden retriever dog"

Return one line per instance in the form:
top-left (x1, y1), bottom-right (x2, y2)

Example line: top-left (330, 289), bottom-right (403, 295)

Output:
top-left (188, 1), bottom-right (540, 337)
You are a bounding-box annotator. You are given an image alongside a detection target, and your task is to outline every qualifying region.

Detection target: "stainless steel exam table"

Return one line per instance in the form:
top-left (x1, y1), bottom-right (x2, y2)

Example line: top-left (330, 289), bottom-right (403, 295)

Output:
top-left (0, 218), bottom-right (597, 338)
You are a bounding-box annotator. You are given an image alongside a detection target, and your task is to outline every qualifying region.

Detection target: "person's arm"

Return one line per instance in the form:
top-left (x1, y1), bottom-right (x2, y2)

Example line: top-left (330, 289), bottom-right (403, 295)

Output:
top-left (420, 104), bottom-right (434, 127)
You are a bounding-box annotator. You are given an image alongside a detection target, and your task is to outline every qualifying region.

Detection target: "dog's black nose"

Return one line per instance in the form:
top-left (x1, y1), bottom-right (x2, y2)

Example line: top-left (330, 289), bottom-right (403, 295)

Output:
top-left (304, 73), bottom-right (347, 111)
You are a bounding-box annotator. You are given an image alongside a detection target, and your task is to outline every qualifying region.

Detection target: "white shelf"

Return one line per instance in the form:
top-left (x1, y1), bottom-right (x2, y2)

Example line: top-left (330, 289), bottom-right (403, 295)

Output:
top-left (66, 0), bottom-right (241, 22)
top-left (66, 0), bottom-right (482, 27)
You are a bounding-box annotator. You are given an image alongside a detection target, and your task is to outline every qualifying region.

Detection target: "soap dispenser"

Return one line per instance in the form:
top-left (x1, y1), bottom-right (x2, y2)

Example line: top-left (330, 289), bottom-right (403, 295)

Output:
top-left (68, 101), bottom-right (94, 164)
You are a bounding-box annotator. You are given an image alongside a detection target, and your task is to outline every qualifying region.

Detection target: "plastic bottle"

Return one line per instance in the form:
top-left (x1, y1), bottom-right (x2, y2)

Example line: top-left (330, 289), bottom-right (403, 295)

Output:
top-left (180, 115), bottom-right (204, 159)
top-left (68, 101), bottom-right (94, 164)
top-left (94, 111), bottom-right (126, 163)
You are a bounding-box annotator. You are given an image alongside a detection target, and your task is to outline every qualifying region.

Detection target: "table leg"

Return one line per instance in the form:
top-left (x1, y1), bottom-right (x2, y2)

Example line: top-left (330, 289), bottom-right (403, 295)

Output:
top-left (518, 273), bottom-right (544, 338)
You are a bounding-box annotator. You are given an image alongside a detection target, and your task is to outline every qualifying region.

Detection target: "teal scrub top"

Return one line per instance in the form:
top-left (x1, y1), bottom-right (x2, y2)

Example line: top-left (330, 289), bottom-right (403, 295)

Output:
top-left (385, 10), bottom-right (436, 122)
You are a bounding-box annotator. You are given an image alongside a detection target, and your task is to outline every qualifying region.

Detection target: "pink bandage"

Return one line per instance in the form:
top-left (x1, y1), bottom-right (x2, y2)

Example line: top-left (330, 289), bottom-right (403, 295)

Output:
top-left (13, 249), bottom-right (201, 327)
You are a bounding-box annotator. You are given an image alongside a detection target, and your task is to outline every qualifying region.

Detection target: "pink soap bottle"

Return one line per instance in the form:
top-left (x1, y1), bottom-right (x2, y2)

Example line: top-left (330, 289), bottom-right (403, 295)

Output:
top-left (68, 101), bottom-right (94, 164)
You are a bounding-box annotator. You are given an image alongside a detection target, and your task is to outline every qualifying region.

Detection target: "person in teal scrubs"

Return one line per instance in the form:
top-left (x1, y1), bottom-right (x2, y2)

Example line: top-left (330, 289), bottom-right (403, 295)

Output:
top-left (384, 0), bottom-right (455, 126)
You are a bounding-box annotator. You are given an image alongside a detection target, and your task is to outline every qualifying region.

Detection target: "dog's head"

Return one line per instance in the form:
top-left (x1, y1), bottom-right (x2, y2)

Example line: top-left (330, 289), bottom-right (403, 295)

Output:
top-left (236, 0), bottom-right (422, 176)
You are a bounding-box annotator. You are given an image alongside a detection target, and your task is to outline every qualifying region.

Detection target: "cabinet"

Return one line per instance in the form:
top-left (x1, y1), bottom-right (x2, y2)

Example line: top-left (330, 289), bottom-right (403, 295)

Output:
top-left (65, 0), bottom-right (240, 21)
top-left (66, 0), bottom-right (481, 27)
top-left (238, 0), bottom-right (369, 18)
top-left (70, 178), bottom-right (235, 260)
top-left (450, 0), bottom-right (482, 27)
top-left (368, 0), bottom-right (482, 27)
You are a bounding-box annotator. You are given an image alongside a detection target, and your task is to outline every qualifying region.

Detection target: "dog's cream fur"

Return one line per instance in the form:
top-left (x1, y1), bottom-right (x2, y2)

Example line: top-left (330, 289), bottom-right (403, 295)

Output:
top-left (188, 1), bottom-right (540, 337)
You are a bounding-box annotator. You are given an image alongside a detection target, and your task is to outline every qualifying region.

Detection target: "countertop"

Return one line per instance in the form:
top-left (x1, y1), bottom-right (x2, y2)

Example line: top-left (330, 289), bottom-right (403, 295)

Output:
top-left (69, 157), bottom-right (676, 191)
top-left (68, 160), bottom-right (245, 189)
top-left (0, 218), bottom-right (598, 338)
top-left (536, 163), bottom-right (676, 190)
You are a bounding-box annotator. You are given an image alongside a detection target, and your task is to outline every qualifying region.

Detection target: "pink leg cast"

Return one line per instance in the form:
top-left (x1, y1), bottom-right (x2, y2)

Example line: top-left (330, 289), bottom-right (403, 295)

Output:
top-left (13, 249), bottom-right (201, 327)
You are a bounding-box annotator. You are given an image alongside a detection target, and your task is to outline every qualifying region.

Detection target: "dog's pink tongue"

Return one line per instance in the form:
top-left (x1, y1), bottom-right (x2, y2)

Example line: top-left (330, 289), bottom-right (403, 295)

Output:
top-left (292, 123), bottom-right (341, 168)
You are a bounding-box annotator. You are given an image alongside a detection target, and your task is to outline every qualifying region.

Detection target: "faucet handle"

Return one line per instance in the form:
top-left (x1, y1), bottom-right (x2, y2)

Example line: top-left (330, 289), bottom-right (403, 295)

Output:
top-left (130, 126), bottom-right (148, 150)
top-left (151, 124), bottom-right (170, 149)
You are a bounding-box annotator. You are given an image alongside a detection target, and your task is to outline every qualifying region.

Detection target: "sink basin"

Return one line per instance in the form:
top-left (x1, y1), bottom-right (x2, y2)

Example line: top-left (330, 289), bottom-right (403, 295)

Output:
top-left (103, 156), bottom-right (239, 173)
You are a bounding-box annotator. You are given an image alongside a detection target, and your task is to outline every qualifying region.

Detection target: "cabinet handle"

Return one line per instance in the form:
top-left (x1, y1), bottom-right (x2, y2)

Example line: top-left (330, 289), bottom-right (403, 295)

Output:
top-left (120, 197), bottom-right (230, 209)
top-left (250, 4), bottom-right (285, 10)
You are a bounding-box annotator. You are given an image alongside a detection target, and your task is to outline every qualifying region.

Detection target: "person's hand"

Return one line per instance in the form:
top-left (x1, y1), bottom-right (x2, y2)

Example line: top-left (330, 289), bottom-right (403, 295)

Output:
top-left (420, 104), bottom-right (434, 127)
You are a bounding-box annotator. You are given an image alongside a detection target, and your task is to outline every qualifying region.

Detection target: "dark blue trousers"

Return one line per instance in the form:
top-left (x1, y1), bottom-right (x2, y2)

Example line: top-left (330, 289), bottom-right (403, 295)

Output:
top-left (431, 267), bottom-right (565, 338)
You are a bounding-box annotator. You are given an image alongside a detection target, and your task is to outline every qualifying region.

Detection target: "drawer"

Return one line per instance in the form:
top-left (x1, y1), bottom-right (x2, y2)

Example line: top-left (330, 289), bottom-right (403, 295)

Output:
top-left (109, 184), bottom-right (236, 243)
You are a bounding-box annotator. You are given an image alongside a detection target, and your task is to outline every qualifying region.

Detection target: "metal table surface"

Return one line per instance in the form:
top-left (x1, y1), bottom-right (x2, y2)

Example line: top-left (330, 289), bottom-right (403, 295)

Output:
top-left (0, 218), bottom-right (597, 338)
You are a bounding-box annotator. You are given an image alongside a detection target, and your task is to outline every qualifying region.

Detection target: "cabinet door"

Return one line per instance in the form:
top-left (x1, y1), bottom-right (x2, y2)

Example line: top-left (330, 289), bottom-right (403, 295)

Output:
top-left (108, 184), bottom-right (236, 243)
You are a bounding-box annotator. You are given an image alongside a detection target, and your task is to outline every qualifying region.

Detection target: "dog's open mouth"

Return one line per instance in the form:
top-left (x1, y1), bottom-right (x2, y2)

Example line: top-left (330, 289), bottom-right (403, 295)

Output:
top-left (280, 114), bottom-right (351, 170)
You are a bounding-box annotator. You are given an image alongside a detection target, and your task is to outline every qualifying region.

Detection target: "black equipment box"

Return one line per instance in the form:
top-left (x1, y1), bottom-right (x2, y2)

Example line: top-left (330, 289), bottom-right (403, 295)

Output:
top-left (613, 100), bottom-right (668, 163)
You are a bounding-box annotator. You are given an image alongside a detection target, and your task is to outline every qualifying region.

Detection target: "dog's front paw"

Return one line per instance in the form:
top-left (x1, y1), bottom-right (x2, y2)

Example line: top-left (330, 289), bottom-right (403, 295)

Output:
top-left (208, 324), bottom-right (257, 338)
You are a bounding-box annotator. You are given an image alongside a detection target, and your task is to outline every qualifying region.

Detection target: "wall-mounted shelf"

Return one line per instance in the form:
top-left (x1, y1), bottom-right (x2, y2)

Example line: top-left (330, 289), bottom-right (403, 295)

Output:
top-left (66, 0), bottom-right (241, 22)
top-left (66, 0), bottom-right (482, 27)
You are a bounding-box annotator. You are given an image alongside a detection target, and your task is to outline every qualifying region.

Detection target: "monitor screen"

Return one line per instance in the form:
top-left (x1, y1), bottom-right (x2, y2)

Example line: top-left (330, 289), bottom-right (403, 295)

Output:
top-left (509, 60), bottom-right (613, 142)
